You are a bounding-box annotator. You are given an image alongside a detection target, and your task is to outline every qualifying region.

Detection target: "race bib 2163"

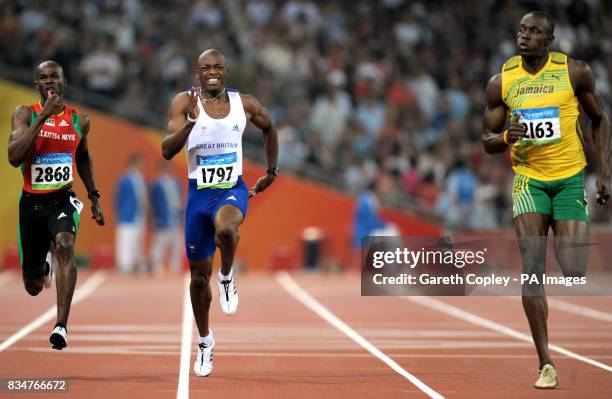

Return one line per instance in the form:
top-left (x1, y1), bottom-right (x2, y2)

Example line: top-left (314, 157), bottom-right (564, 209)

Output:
top-left (515, 107), bottom-right (561, 146)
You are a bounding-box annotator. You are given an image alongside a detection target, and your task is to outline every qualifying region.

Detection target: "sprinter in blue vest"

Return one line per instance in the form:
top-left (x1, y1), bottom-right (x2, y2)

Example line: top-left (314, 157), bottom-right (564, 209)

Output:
top-left (162, 49), bottom-right (279, 377)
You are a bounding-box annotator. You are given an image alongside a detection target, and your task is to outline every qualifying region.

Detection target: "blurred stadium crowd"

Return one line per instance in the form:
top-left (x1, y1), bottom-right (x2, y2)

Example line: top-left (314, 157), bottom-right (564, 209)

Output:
top-left (1, 0), bottom-right (611, 228)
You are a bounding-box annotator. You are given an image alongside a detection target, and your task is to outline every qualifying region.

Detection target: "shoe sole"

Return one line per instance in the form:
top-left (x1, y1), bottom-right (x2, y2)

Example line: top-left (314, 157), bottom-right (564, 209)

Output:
top-left (534, 382), bottom-right (558, 389)
top-left (50, 333), bottom-right (67, 350)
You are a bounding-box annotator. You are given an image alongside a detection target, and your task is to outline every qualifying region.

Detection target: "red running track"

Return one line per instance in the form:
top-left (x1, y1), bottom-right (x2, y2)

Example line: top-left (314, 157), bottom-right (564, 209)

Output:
top-left (0, 270), bottom-right (610, 398)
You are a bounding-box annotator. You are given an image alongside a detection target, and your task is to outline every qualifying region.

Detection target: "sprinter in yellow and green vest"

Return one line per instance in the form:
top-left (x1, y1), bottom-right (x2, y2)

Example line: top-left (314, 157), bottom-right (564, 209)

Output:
top-left (482, 11), bottom-right (610, 390)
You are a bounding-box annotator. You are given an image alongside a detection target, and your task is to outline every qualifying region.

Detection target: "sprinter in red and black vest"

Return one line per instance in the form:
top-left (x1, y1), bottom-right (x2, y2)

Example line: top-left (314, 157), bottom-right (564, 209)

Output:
top-left (8, 61), bottom-right (105, 350)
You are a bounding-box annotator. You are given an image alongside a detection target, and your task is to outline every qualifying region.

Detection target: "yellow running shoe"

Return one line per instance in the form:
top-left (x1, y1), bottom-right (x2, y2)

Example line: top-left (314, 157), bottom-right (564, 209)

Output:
top-left (534, 364), bottom-right (558, 389)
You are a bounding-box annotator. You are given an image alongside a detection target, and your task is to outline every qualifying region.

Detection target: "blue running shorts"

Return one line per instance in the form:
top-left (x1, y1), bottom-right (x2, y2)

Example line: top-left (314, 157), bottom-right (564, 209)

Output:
top-left (185, 176), bottom-right (248, 260)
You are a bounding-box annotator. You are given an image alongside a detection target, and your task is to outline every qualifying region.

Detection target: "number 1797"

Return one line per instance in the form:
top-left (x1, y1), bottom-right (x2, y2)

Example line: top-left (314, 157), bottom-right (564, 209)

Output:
top-left (202, 166), bottom-right (233, 184)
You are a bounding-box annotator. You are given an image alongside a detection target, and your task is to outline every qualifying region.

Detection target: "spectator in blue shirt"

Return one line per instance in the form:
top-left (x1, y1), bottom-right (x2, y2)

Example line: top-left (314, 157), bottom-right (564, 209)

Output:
top-left (351, 177), bottom-right (399, 269)
top-left (114, 154), bottom-right (148, 274)
top-left (149, 161), bottom-right (183, 275)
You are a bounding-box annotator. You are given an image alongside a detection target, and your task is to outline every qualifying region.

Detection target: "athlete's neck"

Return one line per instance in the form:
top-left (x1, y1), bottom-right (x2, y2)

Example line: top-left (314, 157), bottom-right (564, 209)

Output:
top-left (521, 50), bottom-right (549, 75)
top-left (202, 88), bottom-right (226, 102)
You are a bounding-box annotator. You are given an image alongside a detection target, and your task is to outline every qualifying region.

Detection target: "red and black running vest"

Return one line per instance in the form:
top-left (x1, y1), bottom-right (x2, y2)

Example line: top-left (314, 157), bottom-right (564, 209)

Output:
top-left (21, 103), bottom-right (83, 194)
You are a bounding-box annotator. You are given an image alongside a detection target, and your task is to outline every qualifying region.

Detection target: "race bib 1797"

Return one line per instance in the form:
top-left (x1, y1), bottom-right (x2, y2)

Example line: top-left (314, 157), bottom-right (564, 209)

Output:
top-left (31, 153), bottom-right (73, 190)
top-left (515, 107), bottom-right (562, 146)
top-left (196, 152), bottom-right (238, 189)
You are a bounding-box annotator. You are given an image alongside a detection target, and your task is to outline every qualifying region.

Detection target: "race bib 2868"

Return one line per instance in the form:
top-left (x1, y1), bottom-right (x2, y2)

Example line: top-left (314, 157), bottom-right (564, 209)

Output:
top-left (31, 153), bottom-right (73, 190)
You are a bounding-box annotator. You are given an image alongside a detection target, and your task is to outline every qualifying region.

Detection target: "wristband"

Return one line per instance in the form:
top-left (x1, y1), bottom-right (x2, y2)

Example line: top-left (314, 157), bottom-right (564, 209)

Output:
top-left (266, 167), bottom-right (279, 176)
top-left (187, 114), bottom-right (198, 123)
top-left (88, 190), bottom-right (100, 200)
top-left (503, 130), bottom-right (509, 145)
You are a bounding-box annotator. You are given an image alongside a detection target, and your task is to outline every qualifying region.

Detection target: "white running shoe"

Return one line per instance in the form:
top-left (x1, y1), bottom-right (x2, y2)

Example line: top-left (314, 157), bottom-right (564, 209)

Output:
top-left (217, 274), bottom-right (238, 315)
top-left (534, 363), bottom-right (558, 389)
top-left (50, 325), bottom-right (67, 350)
top-left (43, 251), bottom-right (54, 289)
top-left (193, 334), bottom-right (215, 377)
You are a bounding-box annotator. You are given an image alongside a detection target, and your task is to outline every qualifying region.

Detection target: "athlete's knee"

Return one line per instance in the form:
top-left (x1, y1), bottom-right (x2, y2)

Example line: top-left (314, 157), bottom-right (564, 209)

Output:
top-left (522, 280), bottom-right (545, 296)
top-left (190, 268), bottom-right (211, 289)
top-left (55, 234), bottom-right (75, 262)
top-left (24, 279), bottom-right (43, 296)
top-left (555, 248), bottom-right (588, 279)
top-left (521, 264), bottom-right (546, 296)
top-left (215, 226), bottom-right (238, 247)
top-left (522, 259), bottom-right (545, 276)
top-left (190, 271), bottom-right (212, 304)
top-left (562, 267), bottom-right (585, 278)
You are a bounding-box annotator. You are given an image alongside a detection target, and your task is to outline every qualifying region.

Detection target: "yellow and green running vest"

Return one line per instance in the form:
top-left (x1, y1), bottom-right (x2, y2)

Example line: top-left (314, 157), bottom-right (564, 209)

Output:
top-left (501, 51), bottom-right (586, 181)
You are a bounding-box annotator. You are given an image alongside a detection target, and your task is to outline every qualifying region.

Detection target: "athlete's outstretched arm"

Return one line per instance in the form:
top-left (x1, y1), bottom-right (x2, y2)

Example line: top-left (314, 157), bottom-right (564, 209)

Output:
top-left (75, 115), bottom-right (104, 225)
top-left (162, 90), bottom-right (199, 160)
top-left (571, 60), bottom-right (611, 205)
top-left (8, 93), bottom-right (61, 167)
top-left (241, 94), bottom-right (279, 197)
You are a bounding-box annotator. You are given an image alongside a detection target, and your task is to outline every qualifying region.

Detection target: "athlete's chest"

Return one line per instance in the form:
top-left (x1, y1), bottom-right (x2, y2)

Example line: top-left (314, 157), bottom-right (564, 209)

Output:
top-left (504, 68), bottom-right (574, 108)
top-left (34, 115), bottom-right (80, 152)
top-left (203, 101), bottom-right (231, 119)
top-left (195, 108), bottom-right (246, 140)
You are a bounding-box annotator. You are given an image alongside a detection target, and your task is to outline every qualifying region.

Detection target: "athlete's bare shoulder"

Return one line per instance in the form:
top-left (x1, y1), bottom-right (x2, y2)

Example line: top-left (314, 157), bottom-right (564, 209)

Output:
top-left (10, 105), bottom-right (33, 135)
top-left (239, 93), bottom-right (264, 118)
top-left (174, 90), bottom-right (192, 101)
top-left (568, 58), bottom-right (591, 74)
top-left (80, 113), bottom-right (91, 136)
top-left (172, 90), bottom-right (192, 105)
top-left (485, 74), bottom-right (503, 105)
top-left (239, 93), bottom-right (257, 110)
top-left (12, 105), bottom-right (32, 122)
top-left (487, 73), bottom-right (502, 89)
top-left (568, 58), bottom-right (595, 94)
top-left (170, 90), bottom-right (193, 114)
top-left (239, 92), bottom-right (273, 128)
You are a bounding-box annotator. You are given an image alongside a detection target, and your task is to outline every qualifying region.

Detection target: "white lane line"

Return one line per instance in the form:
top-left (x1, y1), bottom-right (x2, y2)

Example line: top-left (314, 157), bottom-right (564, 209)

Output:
top-left (176, 275), bottom-right (192, 399)
top-left (20, 345), bottom-right (612, 360)
top-left (277, 272), bottom-right (444, 399)
top-left (0, 272), bottom-right (14, 287)
top-left (403, 296), bottom-right (612, 373)
top-left (505, 296), bottom-right (612, 323)
top-left (69, 324), bottom-right (182, 332)
top-left (549, 298), bottom-right (612, 322)
top-left (18, 348), bottom-right (588, 358)
top-left (0, 271), bottom-right (105, 352)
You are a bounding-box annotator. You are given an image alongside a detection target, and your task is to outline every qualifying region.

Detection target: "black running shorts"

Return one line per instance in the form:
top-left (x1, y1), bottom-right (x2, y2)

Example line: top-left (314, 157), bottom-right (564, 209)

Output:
top-left (18, 188), bottom-right (83, 279)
